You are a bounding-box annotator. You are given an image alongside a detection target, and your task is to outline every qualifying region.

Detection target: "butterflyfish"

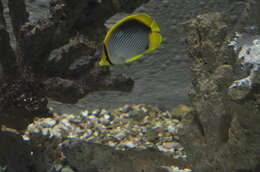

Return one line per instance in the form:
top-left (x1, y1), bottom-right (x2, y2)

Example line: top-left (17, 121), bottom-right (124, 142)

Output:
top-left (99, 13), bottom-right (162, 66)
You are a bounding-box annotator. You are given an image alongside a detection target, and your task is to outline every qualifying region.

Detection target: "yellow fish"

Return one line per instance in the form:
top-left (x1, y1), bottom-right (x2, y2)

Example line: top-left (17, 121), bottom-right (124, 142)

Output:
top-left (99, 13), bottom-right (162, 66)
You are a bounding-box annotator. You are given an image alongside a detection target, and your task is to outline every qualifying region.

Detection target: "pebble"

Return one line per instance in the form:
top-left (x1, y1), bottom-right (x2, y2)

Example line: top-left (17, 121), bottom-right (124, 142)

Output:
top-left (81, 110), bottom-right (89, 118)
top-left (23, 104), bottom-right (191, 163)
top-left (91, 109), bottom-right (100, 116)
top-left (104, 114), bottom-right (112, 121)
top-left (61, 166), bottom-right (74, 172)
top-left (123, 112), bottom-right (138, 119)
top-left (162, 142), bottom-right (180, 149)
top-left (122, 140), bottom-right (136, 148)
top-left (167, 125), bottom-right (178, 133)
top-left (87, 115), bottom-right (97, 120)
top-left (100, 109), bottom-right (110, 115)
top-left (141, 107), bottom-right (148, 114)
top-left (40, 118), bottom-right (56, 128)
top-left (60, 119), bottom-right (71, 128)
top-left (54, 164), bottom-right (63, 171)
top-left (161, 165), bottom-right (192, 172)
top-left (120, 104), bottom-right (132, 113)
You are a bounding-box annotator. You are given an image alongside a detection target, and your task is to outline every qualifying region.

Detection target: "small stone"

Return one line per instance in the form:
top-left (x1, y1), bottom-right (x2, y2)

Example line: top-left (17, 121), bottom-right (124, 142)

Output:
top-left (93, 131), bottom-right (99, 136)
top-left (180, 155), bottom-right (188, 160)
top-left (123, 141), bottom-right (136, 148)
top-left (145, 129), bottom-right (159, 142)
top-left (161, 111), bottom-right (172, 118)
top-left (141, 107), bottom-right (148, 114)
top-left (113, 133), bottom-right (126, 140)
top-left (161, 165), bottom-right (192, 172)
top-left (22, 135), bottom-right (30, 141)
top-left (177, 124), bottom-right (184, 130)
top-left (162, 142), bottom-right (181, 149)
top-left (61, 166), bottom-right (74, 172)
top-left (120, 104), bottom-right (132, 113)
top-left (157, 145), bottom-right (168, 152)
top-left (104, 114), bottom-right (112, 121)
top-left (88, 115), bottom-right (97, 120)
top-left (167, 126), bottom-right (177, 133)
top-left (41, 128), bottom-right (50, 136)
top-left (100, 109), bottom-right (110, 115)
top-left (66, 114), bottom-right (76, 121)
top-left (60, 119), bottom-right (72, 128)
top-left (67, 133), bottom-right (78, 139)
top-left (49, 127), bottom-right (63, 138)
top-left (123, 113), bottom-right (137, 119)
top-left (81, 110), bottom-right (89, 118)
top-left (172, 119), bottom-right (180, 124)
top-left (107, 141), bottom-right (117, 147)
top-left (91, 109), bottom-right (101, 116)
top-left (54, 164), bottom-right (63, 171)
top-left (40, 118), bottom-right (56, 128)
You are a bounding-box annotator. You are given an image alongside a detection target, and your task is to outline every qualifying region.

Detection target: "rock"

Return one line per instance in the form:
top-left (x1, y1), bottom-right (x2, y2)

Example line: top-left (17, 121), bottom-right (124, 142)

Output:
top-left (61, 166), bottom-right (74, 172)
top-left (180, 4), bottom-right (260, 172)
top-left (61, 139), bottom-right (181, 172)
top-left (0, 0), bottom-right (138, 129)
top-left (8, 0), bottom-right (29, 39)
top-left (0, 77), bottom-right (51, 130)
top-left (21, 104), bottom-right (190, 171)
top-left (43, 71), bottom-right (134, 104)
top-left (228, 86), bottom-right (251, 100)
top-left (46, 35), bottom-right (97, 78)
top-left (25, 0), bottom-right (49, 22)
top-left (0, 1), bottom-right (17, 76)
top-left (19, 0), bottom-right (149, 75)
top-left (0, 129), bottom-right (32, 172)
top-left (170, 105), bottom-right (192, 119)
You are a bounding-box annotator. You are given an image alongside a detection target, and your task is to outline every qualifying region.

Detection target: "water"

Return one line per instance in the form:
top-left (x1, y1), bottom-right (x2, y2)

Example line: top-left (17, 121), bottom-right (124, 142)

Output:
top-left (21, 0), bottom-right (238, 113)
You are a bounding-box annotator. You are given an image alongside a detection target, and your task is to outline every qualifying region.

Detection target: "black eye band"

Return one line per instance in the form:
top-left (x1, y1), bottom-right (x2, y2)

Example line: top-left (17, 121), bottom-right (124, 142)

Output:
top-left (104, 44), bottom-right (114, 65)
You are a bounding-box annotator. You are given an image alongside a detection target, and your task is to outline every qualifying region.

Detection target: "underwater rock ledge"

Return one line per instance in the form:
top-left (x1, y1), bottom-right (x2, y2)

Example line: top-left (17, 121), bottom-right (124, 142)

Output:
top-left (180, 7), bottom-right (260, 172)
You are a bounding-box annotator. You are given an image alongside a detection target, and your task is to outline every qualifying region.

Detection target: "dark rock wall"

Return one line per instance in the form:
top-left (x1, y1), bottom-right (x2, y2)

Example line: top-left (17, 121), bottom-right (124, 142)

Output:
top-left (0, 130), bottom-right (32, 172)
top-left (0, 0), bottom-right (137, 130)
top-left (180, 1), bottom-right (260, 171)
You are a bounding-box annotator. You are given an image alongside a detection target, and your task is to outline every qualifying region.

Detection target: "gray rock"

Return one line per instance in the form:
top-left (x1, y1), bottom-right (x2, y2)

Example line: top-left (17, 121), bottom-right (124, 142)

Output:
top-left (180, 5), bottom-right (260, 172)
top-left (61, 139), bottom-right (183, 172)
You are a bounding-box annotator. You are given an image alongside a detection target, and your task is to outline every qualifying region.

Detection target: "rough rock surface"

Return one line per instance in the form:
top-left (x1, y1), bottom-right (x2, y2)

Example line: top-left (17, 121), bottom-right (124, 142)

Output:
top-left (0, 77), bottom-right (50, 129)
top-left (0, 0), bottom-right (136, 129)
top-left (24, 137), bottom-right (181, 172)
top-left (61, 140), bottom-right (174, 172)
top-left (0, 0), bottom-right (50, 130)
top-left (0, 129), bottom-right (32, 172)
top-left (180, 2), bottom-right (260, 171)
